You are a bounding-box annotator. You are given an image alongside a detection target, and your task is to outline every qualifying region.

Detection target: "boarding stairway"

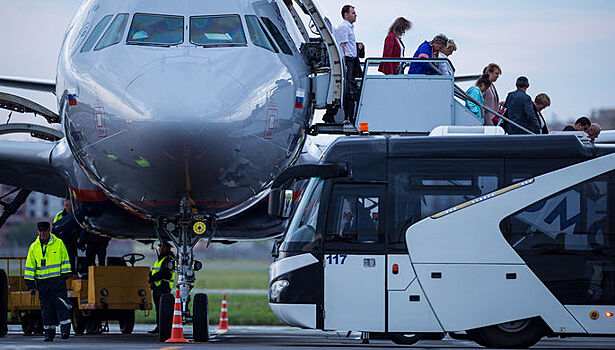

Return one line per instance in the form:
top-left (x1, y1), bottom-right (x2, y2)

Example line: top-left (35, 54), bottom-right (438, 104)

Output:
top-left (309, 58), bottom-right (533, 136)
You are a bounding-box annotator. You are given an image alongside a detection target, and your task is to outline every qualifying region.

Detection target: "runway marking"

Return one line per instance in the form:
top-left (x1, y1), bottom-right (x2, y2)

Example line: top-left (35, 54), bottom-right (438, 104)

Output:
top-left (159, 346), bottom-right (183, 350)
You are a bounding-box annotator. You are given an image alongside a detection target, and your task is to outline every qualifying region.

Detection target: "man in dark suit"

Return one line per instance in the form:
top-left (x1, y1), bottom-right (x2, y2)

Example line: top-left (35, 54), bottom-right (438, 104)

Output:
top-left (503, 76), bottom-right (540, 134)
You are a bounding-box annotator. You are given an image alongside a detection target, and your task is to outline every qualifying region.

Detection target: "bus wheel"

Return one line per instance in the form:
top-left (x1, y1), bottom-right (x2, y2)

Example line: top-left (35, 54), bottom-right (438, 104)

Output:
top-left (158, 293), bottom-right (174, 342)
top-left (118, 310), bottom-right (135, 334)
top-left (0, 269), bottom-right (7, 337)
top-left (469, 317), bottom-right (547, 348)
top-left (390, 333), bottom-right (422, 345)
top-left (71, 309), bottom-right (86, 335)
top-left (192, 293), bottom-right (209, 342)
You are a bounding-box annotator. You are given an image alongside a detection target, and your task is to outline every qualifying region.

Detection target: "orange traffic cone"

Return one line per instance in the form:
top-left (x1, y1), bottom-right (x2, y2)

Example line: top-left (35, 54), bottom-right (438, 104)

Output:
top-left (217, 294), bottom-right (229, 331)
top-left (165, 290), bottom-right (189, 343)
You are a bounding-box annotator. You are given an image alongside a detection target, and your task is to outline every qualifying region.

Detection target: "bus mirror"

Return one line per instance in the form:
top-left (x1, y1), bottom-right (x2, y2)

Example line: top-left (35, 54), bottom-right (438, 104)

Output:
top-left (269, 189), bottom-right (294, 219)
top-left (280, 190), bottom-right (294, 219)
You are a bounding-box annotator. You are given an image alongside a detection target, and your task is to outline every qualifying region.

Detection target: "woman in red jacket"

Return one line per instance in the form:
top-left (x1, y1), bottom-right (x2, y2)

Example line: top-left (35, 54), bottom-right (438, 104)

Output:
top-left (378, 17), bottom-right (412, 75)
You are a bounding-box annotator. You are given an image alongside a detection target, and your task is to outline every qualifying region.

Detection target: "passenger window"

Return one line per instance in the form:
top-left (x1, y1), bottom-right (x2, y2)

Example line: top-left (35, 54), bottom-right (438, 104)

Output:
top-left (81, 15), bottom-right (113, 53)
top-left (260, 17), bottom-right (293, 55)
top-left (94, 13), bottom-right (129, 51)
top-left (245, 15), bottom-right (278, 53)
top-left (388, 159), bottom-right (502, 245)
top-left (127, 14), bottom-right (183, 46)
top-left (325, 184), bottom-right (384, 243)
top-left (190, 15), bottom-right (247, 46)
top-left (501, 171), bottom-right (615, 305)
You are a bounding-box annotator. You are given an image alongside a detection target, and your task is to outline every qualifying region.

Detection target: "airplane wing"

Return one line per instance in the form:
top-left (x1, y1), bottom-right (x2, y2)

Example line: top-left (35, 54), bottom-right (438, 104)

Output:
top-left (0, 141), bottom-right (67, 198)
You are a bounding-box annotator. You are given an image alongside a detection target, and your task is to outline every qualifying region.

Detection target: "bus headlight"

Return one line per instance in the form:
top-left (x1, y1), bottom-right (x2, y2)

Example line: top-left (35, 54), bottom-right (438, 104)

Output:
top-left (270, 280), bottom-right (289, 300)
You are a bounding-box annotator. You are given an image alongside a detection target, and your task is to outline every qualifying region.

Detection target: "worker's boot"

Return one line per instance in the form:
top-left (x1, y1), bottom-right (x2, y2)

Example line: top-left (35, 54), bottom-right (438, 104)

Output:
top-left (43, 327), bottom-right (55, 342)
top-left (61, 323), bottom-right (71, 339)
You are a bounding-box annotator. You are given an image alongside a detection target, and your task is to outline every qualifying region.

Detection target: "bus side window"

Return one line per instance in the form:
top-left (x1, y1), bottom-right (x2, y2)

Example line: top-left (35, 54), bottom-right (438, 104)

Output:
top-left (325, 184), bottom-right (384, 243)
top-left (502, 170), bottom-right (615, 305)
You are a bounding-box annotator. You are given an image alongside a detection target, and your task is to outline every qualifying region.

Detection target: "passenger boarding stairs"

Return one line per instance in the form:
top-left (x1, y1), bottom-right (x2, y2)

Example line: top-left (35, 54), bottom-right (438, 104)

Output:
top-left (310, 58), bottom-right (532, 135)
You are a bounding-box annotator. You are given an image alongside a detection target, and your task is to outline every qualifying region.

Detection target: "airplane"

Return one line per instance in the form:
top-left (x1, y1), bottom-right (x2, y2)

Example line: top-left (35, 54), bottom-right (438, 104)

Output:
top-left (0, 0), bottom-right (346, 331)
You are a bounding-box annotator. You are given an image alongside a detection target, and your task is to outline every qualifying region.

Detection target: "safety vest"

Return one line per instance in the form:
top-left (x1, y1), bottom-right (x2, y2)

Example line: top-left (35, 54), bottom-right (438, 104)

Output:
top-left (53, 210), bottom-right (66, 224)
top-left (24, 233), bottom-right (71, 281)
top-left (151, 255), bottom-right (175, 289)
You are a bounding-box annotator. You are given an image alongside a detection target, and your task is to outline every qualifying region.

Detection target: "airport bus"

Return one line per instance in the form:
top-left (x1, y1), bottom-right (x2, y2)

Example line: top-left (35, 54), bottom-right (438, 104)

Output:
top-left (267, 130), bottom-right (615, 348)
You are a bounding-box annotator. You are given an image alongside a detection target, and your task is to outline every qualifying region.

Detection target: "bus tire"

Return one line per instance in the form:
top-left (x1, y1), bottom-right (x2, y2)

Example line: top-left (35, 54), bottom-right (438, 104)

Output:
top-left (0, 269), bottom-right (7, 337)
top-left (421, 332), bottom-right (445, 340)
top-left (158, 293), bottom-right (174, 342)
top-left (389, 333), bottom-right (422, 345)
top-left (71, 309), bottom-right (86, 335)
top-left (118, 310), bottom-right (135, 334)
top-left (192, 293), bottom-right (209, 342)
top-left (470, 317), bottom-right (547, 348)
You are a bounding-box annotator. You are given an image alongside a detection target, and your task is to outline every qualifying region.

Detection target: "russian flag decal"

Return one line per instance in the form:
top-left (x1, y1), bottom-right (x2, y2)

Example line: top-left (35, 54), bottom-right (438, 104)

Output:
top-left (68, 94), bottom-right (77, 106)
top-left (295, 89), bottom-right (305, 109)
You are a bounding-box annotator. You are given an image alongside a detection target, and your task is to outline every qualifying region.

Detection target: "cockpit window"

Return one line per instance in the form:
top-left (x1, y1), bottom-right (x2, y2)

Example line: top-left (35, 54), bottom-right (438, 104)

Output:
top-left (81, 15), bottom-right (113, 53)
top-left (189, 15), bottom-right (247, 46)
top-left (260, 17), bottom-right (293, 55)
top-left (127, 14), bottom-right (184, 46)
top-left (95, 13), bottom-right (129, 51)
top-left (245, 15), bottom-right (278, 53)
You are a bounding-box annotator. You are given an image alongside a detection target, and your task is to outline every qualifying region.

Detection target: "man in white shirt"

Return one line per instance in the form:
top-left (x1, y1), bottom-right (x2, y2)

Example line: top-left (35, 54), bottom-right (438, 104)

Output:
top-left (334, 5), bottom-right (363, 123)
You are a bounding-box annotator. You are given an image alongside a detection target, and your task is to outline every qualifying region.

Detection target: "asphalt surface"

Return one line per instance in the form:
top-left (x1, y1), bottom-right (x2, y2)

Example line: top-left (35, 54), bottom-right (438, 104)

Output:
top-left (1, 324), bottom-right (614, 349)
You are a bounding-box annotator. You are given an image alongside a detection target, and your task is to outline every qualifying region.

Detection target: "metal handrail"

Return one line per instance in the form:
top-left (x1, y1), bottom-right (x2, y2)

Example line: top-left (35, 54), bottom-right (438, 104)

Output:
top-left (363, 57), bottom-right (456, 74)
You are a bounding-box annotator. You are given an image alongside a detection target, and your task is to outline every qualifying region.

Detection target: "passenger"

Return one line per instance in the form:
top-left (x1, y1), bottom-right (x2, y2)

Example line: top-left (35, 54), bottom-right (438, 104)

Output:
top-left (562, 117), bottom-right (591, 132)
top-left (465, 74), bottom-right (492, 123)
top-left (482, 63), bottom-right (503, 126)
top-left (335, 4), bottom-right (363, 123)
top-left (533, 93), bottom-right (551, 134)
top-left (437, 39), bottom-right (456, 75)
top-left (407, 34), bottom-right (448, 75)
top-left (587, 123), bottom-right (602, 142)
top-left (378, 17), bottom-right (412, 75)
top-left (502, 76), bottom-right (541, 134)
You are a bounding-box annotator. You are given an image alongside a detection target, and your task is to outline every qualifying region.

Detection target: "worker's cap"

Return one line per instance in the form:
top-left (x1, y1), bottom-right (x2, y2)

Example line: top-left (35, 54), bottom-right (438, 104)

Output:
top-left (37, 221), bottom-right (50, 231)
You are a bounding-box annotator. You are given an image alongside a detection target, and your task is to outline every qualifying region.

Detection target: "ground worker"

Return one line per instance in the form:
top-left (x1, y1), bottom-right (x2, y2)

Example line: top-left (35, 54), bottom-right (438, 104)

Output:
top-left (147, 241), bottom-right (176, 334)
top-left (52, 199), bottom-right (81, 270)
top-left (24, 222), bottom-right (73, 342)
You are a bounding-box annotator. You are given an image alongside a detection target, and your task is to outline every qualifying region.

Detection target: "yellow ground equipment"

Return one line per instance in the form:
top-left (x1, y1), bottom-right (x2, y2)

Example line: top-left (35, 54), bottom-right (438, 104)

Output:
top-left (0, 255), bottom-right (152, 336)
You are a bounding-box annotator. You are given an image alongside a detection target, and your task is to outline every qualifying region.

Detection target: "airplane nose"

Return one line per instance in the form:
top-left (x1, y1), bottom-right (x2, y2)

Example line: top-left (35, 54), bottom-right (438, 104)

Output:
top-left (115, 62), bottom-right (270, 215)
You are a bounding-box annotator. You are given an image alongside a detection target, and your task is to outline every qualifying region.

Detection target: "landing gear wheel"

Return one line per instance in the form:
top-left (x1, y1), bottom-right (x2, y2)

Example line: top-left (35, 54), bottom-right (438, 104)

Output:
top-left (0, 269), bottom-right (7, 337)
top-left (158, 293), bottom-right (174, 342)
top-left (389, 333), bottom-right (422, 345)
top-left (71, 309), bottom-right (86, 335)
top-left (468, 317), bottom-right (547, 348)
top-left (118, 310), bottom-right (135, 334)
top-left (193, 293), bottom-right (209, 342)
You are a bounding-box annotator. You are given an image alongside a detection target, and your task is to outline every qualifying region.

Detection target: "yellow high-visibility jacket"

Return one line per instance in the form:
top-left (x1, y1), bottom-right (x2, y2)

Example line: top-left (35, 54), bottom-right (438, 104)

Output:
top-left (24, 233), bottom-right (71, 281)
top-left (151, 255), bottom-right (175, 290)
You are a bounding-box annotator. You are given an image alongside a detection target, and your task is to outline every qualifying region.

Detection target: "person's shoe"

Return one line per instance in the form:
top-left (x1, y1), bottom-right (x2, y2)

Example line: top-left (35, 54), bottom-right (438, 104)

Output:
top-left (147, 326), bottom-right (159, 334)
top-left (61, 323), bottom-right (71, 339)
top-left (43, 327), bottom-right (55, 342)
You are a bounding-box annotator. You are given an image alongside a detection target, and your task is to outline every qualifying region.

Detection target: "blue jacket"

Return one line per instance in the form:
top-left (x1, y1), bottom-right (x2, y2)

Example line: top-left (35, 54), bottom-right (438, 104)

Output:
top-left (408, 41), bottom-right (438, 75)
top-left (503, 89), bottom-right (540, 134)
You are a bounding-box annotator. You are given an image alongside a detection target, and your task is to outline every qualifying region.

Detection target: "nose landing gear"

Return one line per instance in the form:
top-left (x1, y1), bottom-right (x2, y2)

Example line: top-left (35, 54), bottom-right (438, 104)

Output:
top-left (155, 198), bottom-right (214, 342)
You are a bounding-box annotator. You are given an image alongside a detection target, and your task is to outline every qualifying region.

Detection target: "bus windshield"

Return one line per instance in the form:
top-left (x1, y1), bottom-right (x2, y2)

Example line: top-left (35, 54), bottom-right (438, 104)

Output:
top-left (280, 178), bottom-right (324, 252)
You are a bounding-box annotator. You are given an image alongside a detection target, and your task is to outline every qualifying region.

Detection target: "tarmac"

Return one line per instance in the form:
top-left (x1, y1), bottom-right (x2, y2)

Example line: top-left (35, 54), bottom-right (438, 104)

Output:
top-left (1, 324), bottom-right (614, 349)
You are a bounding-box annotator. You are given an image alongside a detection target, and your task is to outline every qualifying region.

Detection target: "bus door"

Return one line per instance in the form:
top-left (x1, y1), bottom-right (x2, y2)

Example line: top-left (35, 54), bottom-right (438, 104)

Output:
top-left (322, 183), bottom-right (386, 332)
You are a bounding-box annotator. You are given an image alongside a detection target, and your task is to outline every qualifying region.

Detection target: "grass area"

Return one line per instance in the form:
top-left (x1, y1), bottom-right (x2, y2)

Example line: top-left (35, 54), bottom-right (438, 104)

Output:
top-left (194, 259), bottom-right (270, 290)
top-left (135, 294), bottom-right (282, 326)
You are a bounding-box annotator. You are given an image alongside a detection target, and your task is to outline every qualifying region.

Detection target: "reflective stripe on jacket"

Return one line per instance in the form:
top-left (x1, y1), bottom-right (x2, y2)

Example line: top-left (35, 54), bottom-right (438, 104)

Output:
top-left (151, 255), bottom-right (175, 289)
top-left (24, 233), bottom-right (72, 281)
top-left (53, 210), bottom-right (65, 224)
